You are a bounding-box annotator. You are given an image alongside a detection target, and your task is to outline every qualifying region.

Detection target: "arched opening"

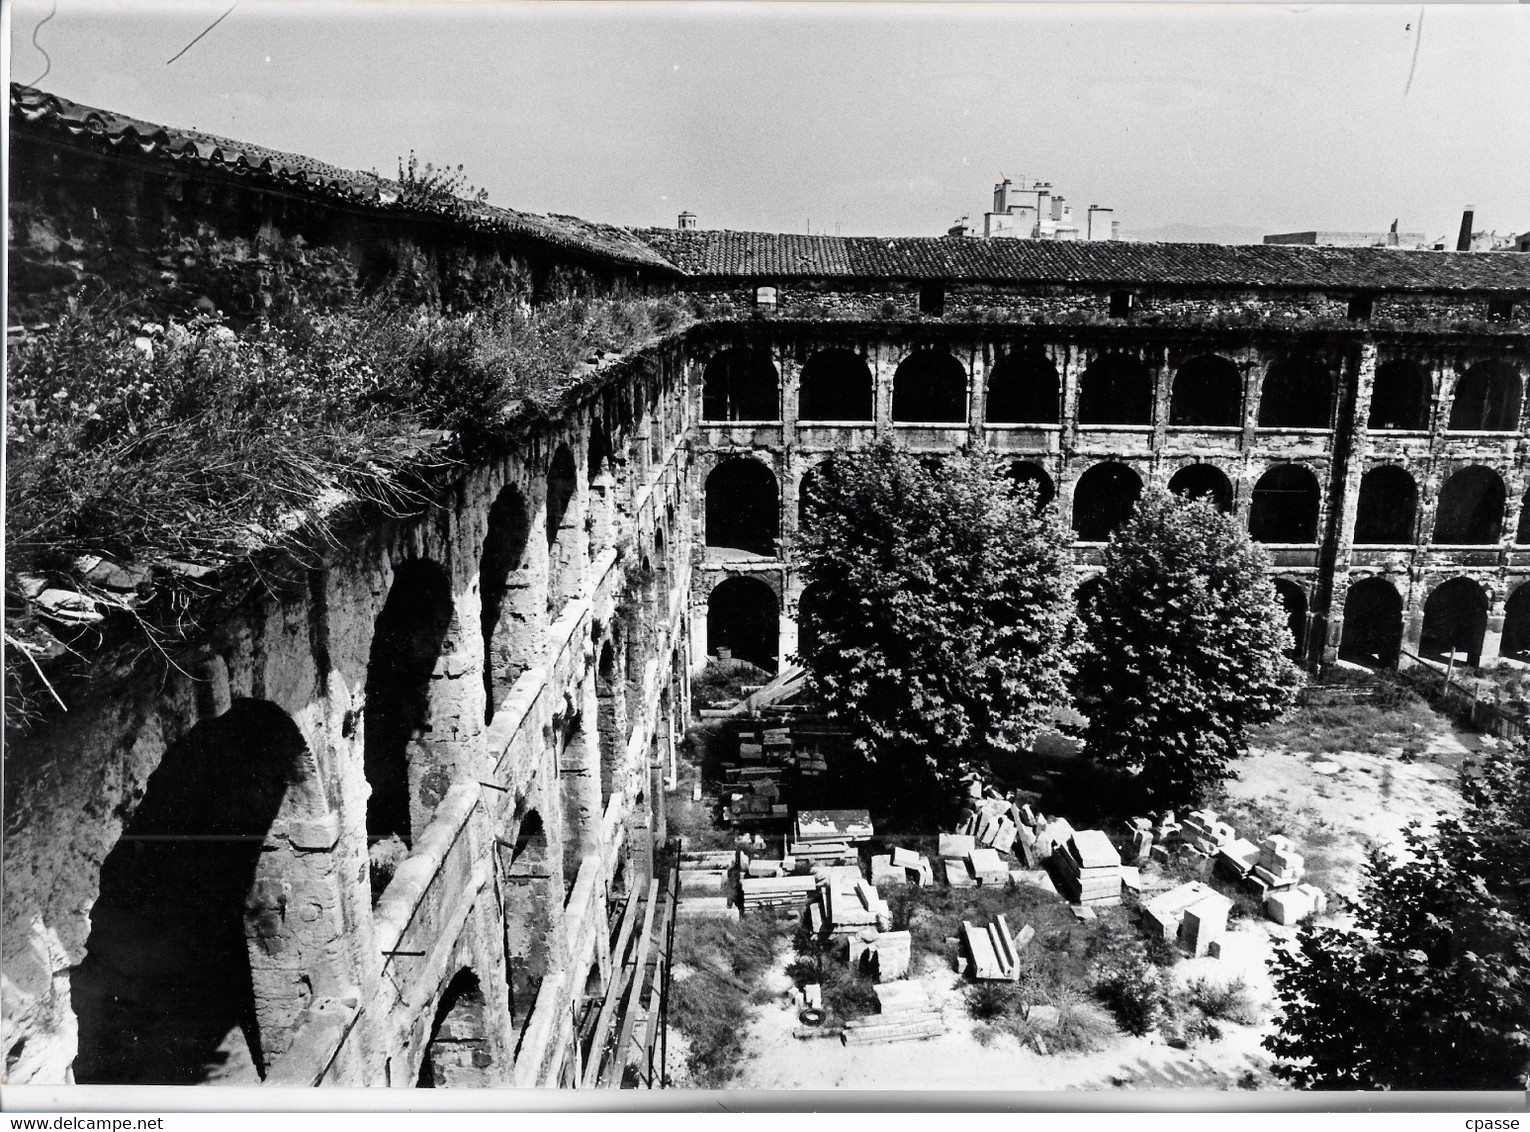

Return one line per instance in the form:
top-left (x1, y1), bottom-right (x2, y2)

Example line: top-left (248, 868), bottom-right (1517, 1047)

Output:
top-left (702, 347), bottom-right (779, 422)
top-left (1520, 492), bottom-right (1530, 545)
top-left (1353, 466), bottom-right (1418, 545)
top-left (1250, 465), bottom-right (1321, 543)
top-left (1368, 360), bottom-right (1432, 430)
top-left (417, 969), bottom-right (492, 1087)
top-left (365, 558), bottom-right (456, 903)
top-left (596, 641), bottom-right (622, 807)
top-left (1448, 361), bottom-right (1522, 432)
top-left (1167, 464), bottom-right (1233, 513)
top-left (705, 458), bottom-right (779, 557)
top-left (1170, 355), bottom-right (1243, 426)
top-left (986, 349), bottom-right (1060, 425)
top-left (1433, 467), bottom-right (1506, 545)
top-left (501, 809), bottom-right (555, 1034)
top-left (1072, 462), bottom-right (1143, 541)
top-left (1006, 461), bottom-right (1056, 512)
top-left (798, 460), bottom-right (834, 531)
top-left (891, 349), bottom-right (967, 423)
top-left (72, 701), bottom-right (325, 1085)
top-left (1078, 353), bottom-right (1153, 425)
top-left (546, 445), bottom-right (581, 614)
top-left (481, 486), bottom-right (535, 723)
top-left (795, 583), bottom-right (827, 663)
top-left (1420, 577), bottom-right (1489, 668)
top-left (1501, 585), bottom-right (1530, 660)
top-left (798, 348), bottom-right (873, 421)
top-left (707, 576), bottom-right (779, 672)
top-left (1340, 578), bottom-right (1404, 668)
top-left (587, 421), bottom-right (617, 556)
top-left (1272, 579), bottom-right (1308, 661)
top-left (1258, 354), bottom-right (1335, 429)
top-left (1074, 574), bottom-right (1105, 617)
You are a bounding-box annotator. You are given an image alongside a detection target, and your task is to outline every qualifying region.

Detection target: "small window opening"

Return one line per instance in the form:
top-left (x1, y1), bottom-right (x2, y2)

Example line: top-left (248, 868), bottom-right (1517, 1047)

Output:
top-left (1488, 298), bottom-right (1514, 323)
top-left (754, 285), bottom-right (778, 310)
top-left (919, 282), bottom-right (946, 316)
top-left (1348, 294), bottom-right (1375, 321)
top-left (1109, 290), bottom-right (1134, 318)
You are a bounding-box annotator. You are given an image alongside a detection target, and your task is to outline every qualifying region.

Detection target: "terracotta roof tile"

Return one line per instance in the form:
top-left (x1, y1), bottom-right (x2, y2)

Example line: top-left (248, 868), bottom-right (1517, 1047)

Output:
top-left (634, 227), bottom-right (1530, 293)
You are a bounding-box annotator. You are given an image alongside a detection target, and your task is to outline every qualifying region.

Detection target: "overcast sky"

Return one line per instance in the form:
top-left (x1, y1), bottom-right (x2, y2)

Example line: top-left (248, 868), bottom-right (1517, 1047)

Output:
top-left (9, 1), bottom-right (1528, 240)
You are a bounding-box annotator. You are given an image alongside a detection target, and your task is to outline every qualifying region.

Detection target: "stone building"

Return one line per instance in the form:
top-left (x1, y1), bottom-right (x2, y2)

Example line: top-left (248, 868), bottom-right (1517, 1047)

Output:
top-left (4, 83), bottom-right (1530, 1089)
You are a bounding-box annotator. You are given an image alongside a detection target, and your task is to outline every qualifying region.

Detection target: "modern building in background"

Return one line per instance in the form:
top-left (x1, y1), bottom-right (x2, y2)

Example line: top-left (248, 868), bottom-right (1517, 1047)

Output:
top-left (948, 176), bottom-right (1119, 241)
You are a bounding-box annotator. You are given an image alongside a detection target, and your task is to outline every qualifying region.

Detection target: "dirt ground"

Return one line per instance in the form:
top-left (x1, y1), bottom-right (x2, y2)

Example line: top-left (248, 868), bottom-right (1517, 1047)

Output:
top-left (689, 721), bottom-right (1485, 1091)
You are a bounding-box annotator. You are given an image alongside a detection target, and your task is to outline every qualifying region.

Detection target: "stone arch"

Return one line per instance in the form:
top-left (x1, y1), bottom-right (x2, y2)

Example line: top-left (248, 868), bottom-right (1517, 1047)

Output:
top-left (417, 968), bottom-right (492, 1087)
top-left (1520, 492), bottom-right (1530, 546)
top-left (546, 444), bottom-right (582, 614)
top-left (1433, 466), bottom-right (1506, 545)
top-left (1448, 360), bottom-right (1522, 432)
top-left (596, 640), bottom-right (624, 807)
top-left (1250, 465), bottom-right (1320, 543)
top-left (702, 346), bottom-right (779, 422)
top-left (705, 457), bottom-right (779, 557)
top-left (481, 485), bottom-right (536, 724)
top-left (1074, 574), bottom-right (1105, 616)
top-left (1353, 466), bottom-right (1418, 545)
top-left (1420, 577), bottom-right (1490, 667)
top-left (707, 575), bottom-right (779, 671)
top-left (1340, 577), bottom-right (1404, 668)
top-left (1167, 463), bottom-right (1233, 513)
top-left (798, 458), bottom-right (836, 531)
top-left (985, 348), bottom-right (1060, 425)
top-left (1006, 461), bottom-right (1056, 512)
top-left (1170, 354), bottom-right (1242, 426)
top-left (587, 421), bottom-right (617, 556)
top-left (501, 808), bottom-right (556, 1032)
top-left (1078, 353), bottom-right (1153, 425)
top-left (1072, 462), bottom-right (1143, 541)
top-left (1500, 584), bottom-right (1530, 659)
top-left (1258, 354), bottom-right (1335, 429)
top-left (891, 349), bottom-right (967, 423)
top-left (1272, 579), bottom-right (1308, 660)
top-left (1369, 359), bottom-right (1432, 430)
top-left (794, 583), bottom-right (828, 663)
top-left (798, 348), bottom-right (873, 421)
top-left (72, 700), bottom-right (333, 1085)
top-left (365, 557), bottom-right (460, 902)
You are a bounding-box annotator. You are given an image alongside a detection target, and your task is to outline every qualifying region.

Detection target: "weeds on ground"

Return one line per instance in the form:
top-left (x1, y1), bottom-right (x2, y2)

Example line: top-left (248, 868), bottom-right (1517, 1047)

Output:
top-left (1182, 974), bottom-right (1263, 1026)
top-left (667, 911), bottom-right (788, 1087)
top-left (787, 924), bottom-right (879, 1022)
top-left (691, 658), bottom-right (772, 709)
top-left (1250, 676), bottom-right (1444, 758)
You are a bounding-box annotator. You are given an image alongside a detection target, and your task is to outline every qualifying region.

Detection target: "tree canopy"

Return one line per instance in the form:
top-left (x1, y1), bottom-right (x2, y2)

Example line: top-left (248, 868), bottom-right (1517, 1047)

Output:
top-left (1265, 740), bottom-right (1530, 1089)
top-left (794, 440), bottom-right (1073, 804)
top-left (1073, 487), bottom-right (1300, 805)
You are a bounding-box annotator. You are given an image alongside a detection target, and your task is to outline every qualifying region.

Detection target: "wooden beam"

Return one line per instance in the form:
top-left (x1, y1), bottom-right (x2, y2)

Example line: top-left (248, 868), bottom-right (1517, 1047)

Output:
top-left (601, 876), bottom-right (662, 1088)
top-left (577, 883), bottom-right (645, 1089)
top-left (635, 896), bottom-right (674, 1086)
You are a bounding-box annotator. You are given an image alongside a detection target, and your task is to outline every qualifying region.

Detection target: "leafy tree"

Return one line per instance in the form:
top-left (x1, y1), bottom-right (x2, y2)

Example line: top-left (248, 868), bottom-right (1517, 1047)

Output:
top-left (794, 440), bottom-right (1072, 806)
top-left (1266, 741), bottom-right (1530, 1089)
top-left (1073, 487), bottom-right (1299, 805)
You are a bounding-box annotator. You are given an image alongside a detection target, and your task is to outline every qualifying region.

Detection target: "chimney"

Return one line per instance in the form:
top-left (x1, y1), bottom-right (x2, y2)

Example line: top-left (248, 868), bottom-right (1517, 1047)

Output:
top-left (678, 210), bottom-right (697, 231)
top-left (1456, 206), bottom-right (1475, 252)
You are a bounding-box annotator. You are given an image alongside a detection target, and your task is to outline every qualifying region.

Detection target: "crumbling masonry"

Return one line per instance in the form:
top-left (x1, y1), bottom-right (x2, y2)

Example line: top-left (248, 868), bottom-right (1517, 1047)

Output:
top-left (4, 84), bottom-right (1530, 1087)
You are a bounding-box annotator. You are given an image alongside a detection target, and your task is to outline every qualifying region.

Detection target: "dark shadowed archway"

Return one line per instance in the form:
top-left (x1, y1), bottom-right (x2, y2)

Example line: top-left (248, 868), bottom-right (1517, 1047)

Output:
top-left (798, 348), bottom-right (873, 421)
top-left (1353, 466), bottom-right (1418, 545)
top-left (417, 969), bottom-right (492, 1087)
top-left (1340, 577), bottom-right (1404, 668)
top-left (1167, 464), bottom-right (1233, 513)
top-left (707, 576), bottom-right (779, 671)
top-left (481, 486), bottom-right (535, 723)
top-left (1369, 360), bottom-right (1432, 431)
top-left (1420, 577), bottom-right (1489, 667)
top-left (794, 583), bottom-right (828, 663)
top-left (1433, 467), bottom-right (1506, 545)
top-left (1007, 461), bottom-right (1056, 512)
top-left (1501, 585), bottom-right (1530, 660)
top-left (1078, 354), bottom-right (1153, 425)
top-left (1072, 462), bottom-right (1143, 541)
top-left (702, 347), bottom-right (779, 422)
top-left (986, 349), bottom-right (1060, 424)
top-left (1272, 579), bottom-right (1308, 661)
top-left (1449, 361), bottom-right (1522, 432)
top-left (1250, 465), bottom-right (1320, 542)
top-left (72, 701), bottom-right (326, 1085)
top-left (1258, 354), bottom-right (1335, 429)
top-left (546, 445), bottom-right (580, 614)
top-left (892, 350), bottom-right (967, 423)
top-left (1170, 355), bottom-right (1243, 426)
top-left (797, 460), bottom-right (833, 531)
top-left (705, 458), bottom-right (779, 557)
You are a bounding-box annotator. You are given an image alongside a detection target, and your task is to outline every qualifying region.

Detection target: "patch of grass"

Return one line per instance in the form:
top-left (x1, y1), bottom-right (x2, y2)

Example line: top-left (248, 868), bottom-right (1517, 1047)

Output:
top-left (1048, 998), bottom-right (1118, 1053)
top-left (1182, 974), bottom-right (1262, 1026)
top-left (667, 911), bottom-right (789, 1087)
top-left (965, 980), bottom-right (1022, 1021)
top-left (691, 658), bottom-right (772, 709)
top-left (1251, 677), bottom-right (1446, 758)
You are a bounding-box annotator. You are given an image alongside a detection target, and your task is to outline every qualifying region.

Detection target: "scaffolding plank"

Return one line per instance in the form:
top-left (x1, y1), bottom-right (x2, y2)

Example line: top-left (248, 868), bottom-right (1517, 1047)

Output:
top-left (600, 877), bottom-right (662, 1088)
top-left (578, 881), bottom-right (648, 1089)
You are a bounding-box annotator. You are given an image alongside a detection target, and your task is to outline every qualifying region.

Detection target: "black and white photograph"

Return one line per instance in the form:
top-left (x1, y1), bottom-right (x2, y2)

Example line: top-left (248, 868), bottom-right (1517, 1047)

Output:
top-left (3, 0), bottom-right (1528, 1109)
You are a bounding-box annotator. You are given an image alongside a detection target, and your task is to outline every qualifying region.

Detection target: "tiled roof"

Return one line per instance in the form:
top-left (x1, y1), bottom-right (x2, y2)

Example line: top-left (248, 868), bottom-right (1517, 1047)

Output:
top-left (634, 227), bottom-right (1530, 293)
top-left (10, 84), bottom-right (676, 272)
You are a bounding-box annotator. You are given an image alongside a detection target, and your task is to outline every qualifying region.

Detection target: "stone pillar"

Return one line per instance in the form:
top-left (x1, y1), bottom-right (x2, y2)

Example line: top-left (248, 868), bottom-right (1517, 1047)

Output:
top-left (1322, 341), bottom-right (1376, 667)
top-left (874, 343), bottom-right (895, 438)
top-left (969, 341), bottom-right (987, 443)
top-left (1150, 345), bottom-right (1172, 470)
top-left (557, 681), bottom-right (605, 890)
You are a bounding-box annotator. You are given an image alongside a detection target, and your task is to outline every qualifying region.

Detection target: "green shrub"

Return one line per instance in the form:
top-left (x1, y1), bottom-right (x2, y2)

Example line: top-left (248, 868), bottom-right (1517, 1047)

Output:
top-left (965, 981), bottom-right (1021, 1021)
top-left (1183, 974), bottom-right (1262, 1025)
top-left (1092, 953), bottom-right (1169, 1036)
top-left (1047, 999), bottom-right (1118, 1053)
